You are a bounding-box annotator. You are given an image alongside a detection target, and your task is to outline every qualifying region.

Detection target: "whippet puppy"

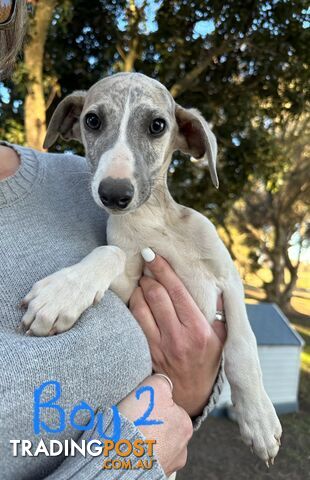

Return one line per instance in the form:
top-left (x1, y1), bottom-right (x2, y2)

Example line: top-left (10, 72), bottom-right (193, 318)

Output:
top-left (21, 73), bottom-right (282, 464)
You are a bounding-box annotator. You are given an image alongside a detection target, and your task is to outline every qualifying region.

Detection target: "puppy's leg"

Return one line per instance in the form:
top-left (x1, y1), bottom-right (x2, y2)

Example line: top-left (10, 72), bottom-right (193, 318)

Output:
top-left (110, 252), bottom-right (143, 304)
top-left (223, 276), bottom-right (282, 464)
top-left (21, 246), bottom-right (126, 336)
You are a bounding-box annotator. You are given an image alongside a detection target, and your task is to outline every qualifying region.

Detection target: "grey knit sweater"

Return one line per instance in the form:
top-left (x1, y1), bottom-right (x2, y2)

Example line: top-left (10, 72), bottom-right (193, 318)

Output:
top-left (0, 144), bottom-right (223, 480)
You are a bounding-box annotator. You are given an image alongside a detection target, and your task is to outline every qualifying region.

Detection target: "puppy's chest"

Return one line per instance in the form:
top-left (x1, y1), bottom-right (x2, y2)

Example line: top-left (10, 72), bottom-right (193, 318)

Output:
top-left (110, 215), bottom-right (219, 320)
top-left (110, 215), bottom-right (198, 262)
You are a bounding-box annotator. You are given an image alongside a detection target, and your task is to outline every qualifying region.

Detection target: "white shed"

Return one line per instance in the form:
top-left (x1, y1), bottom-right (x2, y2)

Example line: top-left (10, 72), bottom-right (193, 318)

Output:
top-left (214, 302), bottom-right (305, 415)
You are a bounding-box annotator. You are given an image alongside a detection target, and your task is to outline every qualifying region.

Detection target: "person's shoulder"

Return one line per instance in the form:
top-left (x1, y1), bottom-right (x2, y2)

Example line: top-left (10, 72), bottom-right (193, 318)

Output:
top-left (28, 146), bottom-right (89, 174)
top-left (18, 145), bottom-right (109, 237)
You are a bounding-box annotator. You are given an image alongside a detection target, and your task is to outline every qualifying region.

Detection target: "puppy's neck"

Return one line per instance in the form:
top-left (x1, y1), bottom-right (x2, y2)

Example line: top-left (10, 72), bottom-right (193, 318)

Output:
top-left (144, 173), bottom-right (175, 210)
top-left (111, 173), bottom-right (180, 229)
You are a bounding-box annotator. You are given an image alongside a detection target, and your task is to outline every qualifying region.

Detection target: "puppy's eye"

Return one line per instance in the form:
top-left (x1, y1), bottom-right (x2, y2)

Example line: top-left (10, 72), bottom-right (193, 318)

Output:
top-left (85, 112), bottom-right (101, 130)
top-left (149, 118), bottom-right (166, 136)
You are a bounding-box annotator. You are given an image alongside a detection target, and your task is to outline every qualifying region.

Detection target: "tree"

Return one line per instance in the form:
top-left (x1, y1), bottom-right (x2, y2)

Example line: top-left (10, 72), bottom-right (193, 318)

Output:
top-left (24, 0), bottom-right (58, 150)
top-left (227, 111), bottom-right (309, 311)
top-left (115, 0), bottom-right (146, 72)
top-left (0, 0), bottom-right (308, 310)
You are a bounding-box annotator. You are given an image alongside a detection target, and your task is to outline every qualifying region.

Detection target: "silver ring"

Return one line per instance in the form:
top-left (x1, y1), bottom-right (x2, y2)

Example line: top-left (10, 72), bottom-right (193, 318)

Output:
top-left (215, 310), bottom-right (226, 322)
top-left (154, 373), bottom-right (173, 392)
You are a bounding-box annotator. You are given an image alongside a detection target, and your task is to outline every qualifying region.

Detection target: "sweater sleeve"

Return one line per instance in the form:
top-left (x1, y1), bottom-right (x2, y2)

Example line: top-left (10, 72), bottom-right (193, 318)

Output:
top-left (0, 293), bottom-right (155, 480)
top-left (192, 358), bottom-right (225, 430)
top-left (45, 409), bottom-right (166, 480)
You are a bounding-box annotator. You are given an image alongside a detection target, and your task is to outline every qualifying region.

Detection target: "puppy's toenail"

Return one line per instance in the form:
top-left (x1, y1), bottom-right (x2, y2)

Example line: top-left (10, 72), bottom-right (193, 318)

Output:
top-left (274, 435), bottom-right (281, 446)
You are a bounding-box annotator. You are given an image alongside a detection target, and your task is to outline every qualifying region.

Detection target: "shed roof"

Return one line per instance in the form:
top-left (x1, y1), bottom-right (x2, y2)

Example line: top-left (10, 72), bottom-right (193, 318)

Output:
top-left (246, 302), bottom-right (305, 346)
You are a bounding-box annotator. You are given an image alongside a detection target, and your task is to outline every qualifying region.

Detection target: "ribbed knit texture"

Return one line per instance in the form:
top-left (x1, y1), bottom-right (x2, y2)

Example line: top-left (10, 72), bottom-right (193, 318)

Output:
top-left (0, 143), bottom-right (223, 479)
top-left (0, 146), bottom-right (40, 208)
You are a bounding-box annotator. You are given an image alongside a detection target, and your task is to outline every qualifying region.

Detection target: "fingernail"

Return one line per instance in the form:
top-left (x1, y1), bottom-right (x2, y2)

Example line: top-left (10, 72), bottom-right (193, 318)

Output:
top-left (141, 247), bottom-right (156, 262)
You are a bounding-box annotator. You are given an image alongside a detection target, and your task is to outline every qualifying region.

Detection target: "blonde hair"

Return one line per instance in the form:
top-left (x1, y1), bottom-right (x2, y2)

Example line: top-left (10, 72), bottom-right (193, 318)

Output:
top-left (0, 0), bottom-right (28, 79)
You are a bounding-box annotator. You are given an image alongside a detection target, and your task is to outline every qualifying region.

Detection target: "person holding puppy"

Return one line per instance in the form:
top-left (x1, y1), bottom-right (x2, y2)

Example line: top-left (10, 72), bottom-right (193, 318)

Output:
top-left (0, 1), bottom-right (226, 479)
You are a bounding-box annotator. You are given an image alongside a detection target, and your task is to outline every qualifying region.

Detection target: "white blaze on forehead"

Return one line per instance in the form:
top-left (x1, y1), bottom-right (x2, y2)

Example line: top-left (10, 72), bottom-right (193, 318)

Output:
top-left (92, 91), bottom-right (135, 196)
top-left (119, 93), bottom-right (132, 143)
top-left (93, 142), bottom-right (135, 185)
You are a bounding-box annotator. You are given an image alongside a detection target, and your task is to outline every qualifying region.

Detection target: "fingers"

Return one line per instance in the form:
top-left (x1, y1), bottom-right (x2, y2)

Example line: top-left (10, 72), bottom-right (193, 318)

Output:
top-left (213, 294), bottom-right (227, 344)
top-left (141, 248), bottom-right (202, 327)
top-left (216, 294), bottom-right (224, 312)
top-left (145, 374), bottom-right (174, 401)
top-left (153, 373), bottom-right (174, 393)
top-left (129, 286), bottom-right (160, 343)
top-left (212, 320), bottom-right (227, 344)
top-left (139, 276), bottom-right (180, 339)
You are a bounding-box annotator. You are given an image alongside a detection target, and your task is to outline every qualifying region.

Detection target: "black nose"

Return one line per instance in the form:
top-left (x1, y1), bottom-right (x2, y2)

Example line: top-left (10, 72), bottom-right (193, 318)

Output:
top-left (98, 178), bottom-right (134, 209)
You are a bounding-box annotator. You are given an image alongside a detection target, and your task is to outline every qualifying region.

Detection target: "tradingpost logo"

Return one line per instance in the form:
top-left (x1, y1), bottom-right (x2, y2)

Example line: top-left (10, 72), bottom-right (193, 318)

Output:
top-left (101, 439), bottom-right (156, 471)
top-left (10, 380), bottom-right (162, 473)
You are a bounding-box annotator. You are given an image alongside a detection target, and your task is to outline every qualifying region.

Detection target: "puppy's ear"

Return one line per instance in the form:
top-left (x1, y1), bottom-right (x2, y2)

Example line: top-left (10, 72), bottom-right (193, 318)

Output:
top-left (174, 105), bottom-right (219, 188)
top-left (43, 91), bottom-right (86, 149)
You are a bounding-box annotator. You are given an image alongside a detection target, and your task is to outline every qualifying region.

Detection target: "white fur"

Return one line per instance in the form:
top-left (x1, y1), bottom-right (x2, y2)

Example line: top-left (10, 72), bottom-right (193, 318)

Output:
top-left (22, 197), bottom-right (282, 462)
top-left (23, 73), bottom-right (282, 465)
top-left (91, 92), bottom-right (137, 206)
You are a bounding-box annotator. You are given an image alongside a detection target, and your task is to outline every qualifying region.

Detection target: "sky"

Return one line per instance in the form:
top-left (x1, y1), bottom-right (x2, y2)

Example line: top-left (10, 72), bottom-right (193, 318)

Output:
top-left (117, 0), bottom-right (215, 36)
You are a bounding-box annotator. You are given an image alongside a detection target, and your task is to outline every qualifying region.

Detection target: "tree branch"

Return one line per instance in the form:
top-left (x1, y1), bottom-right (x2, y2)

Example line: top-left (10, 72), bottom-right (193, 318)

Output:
top-left (170, 41), bottom-right (232, 98)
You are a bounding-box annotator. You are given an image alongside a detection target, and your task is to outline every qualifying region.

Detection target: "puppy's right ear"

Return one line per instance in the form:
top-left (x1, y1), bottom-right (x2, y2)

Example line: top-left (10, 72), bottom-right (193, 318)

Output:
top-left (43, 91), bottom-right (86, 149)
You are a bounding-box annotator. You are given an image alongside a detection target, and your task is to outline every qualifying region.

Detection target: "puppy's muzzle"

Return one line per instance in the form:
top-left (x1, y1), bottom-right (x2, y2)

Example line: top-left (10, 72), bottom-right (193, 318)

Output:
top-left (98, 178), bottom-right (134, 210)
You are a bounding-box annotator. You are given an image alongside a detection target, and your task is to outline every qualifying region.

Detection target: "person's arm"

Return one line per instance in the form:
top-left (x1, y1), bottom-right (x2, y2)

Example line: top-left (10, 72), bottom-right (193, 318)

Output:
top-left (45, 409), bottom-right (166, 480)
top-left (45, 376), bottom-right (192, 480)
top-left (0, 293), bottom-right (161, 480)
top-left (129, 251), bottom-right (227, 426)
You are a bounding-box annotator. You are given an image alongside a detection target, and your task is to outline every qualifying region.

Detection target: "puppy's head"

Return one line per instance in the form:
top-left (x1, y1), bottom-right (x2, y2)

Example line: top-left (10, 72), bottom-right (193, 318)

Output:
top-left (44, 73), bottom-right (218, 214)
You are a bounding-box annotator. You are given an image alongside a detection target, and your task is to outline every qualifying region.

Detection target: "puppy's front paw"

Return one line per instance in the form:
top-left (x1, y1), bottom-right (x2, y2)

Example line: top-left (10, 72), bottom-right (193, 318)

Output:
top-left (234, 391), bottom-right (282, 464)
top-left (20, 267), bottom-right (108, 336)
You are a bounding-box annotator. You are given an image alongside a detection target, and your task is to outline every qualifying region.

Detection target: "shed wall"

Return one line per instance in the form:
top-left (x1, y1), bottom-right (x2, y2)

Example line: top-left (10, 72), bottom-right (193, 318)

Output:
top-left (216, 346), bottom-right (302, 409)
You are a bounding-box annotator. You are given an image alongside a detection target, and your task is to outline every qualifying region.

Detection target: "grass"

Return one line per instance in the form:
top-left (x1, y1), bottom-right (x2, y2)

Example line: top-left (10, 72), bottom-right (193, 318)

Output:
top-left (292, 321), bottom-right (310, 374)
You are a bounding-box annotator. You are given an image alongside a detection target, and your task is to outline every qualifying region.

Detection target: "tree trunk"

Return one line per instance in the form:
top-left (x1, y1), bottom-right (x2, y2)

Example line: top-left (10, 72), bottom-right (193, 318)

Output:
top-left (170, 41), bottom-right (231, 98)
top-left (123, 37), bottom-right (139, 72)
top-left (263, 225), bottom-right (299, 311)
top-left (116, 0), bottom-right (142, 73)
top-left (24, 0), bottom-right (57, 150)
top-left (279, 247), bottom-right (300, 313)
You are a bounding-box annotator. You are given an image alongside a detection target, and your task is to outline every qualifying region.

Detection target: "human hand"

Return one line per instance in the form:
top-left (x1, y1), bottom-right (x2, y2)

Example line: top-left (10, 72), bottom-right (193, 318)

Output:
top-left (129, 249), bottom-right (227, 417)
top-left (119, 375), bottom-right (193, 477)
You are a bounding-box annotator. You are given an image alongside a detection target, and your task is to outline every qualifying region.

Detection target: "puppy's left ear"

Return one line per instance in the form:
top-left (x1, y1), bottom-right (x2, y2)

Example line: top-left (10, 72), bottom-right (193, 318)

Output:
top-left (174, 105), bottom-right (219, 188)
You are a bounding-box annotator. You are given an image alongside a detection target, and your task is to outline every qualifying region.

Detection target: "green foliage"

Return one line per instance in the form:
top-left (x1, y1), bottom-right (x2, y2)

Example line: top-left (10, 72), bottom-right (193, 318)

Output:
top-left (0, 117), bottom-right (25, 145)
top-left (0, 0), bottom-right (309, 306)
